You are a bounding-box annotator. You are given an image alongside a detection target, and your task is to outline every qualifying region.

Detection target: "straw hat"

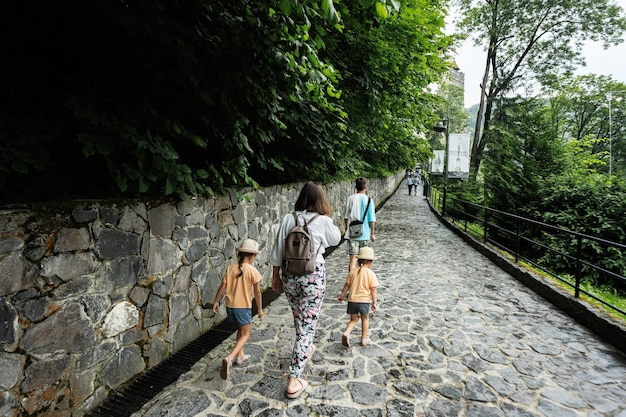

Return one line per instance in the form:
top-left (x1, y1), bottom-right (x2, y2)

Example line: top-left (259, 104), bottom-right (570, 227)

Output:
top-left (236, 238), bottom-right (261, 254)
top-left (357, 246), bottom-right (376, 261)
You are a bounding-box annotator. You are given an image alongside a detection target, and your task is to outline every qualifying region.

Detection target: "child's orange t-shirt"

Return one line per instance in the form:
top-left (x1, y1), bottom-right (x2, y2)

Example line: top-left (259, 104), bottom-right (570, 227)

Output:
top-left (222, 263), bottom-right (262, 308)
top-left (346, 267), bottom-right (379, 303)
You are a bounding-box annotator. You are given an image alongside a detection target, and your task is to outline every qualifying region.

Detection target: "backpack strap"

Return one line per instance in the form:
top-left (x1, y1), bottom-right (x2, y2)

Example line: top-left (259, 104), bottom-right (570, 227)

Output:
top-left (361, 198), bottom-right (371, 222)
top-left (293, 211), bottom-right (321, 227)
top-left (308, 214), bottom-right (322, 255)
top-left (307, 213), bottom-right (321, 225)
top-left (292, 212), bottom-right (322, 256)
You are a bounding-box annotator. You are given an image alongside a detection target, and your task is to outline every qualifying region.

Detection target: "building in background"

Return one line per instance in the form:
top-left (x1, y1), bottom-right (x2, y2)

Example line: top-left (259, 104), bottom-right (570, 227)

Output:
top-left (448, 60), bottom-right (465, 90)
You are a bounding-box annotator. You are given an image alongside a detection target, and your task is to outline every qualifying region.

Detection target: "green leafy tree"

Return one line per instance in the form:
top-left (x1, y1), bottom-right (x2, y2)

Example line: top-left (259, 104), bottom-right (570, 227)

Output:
top-left (482, 97), bottom-right (564, 215)
top-left (324, 0), bottom-right (453, 175)
top-left (0, 0), bottom-right (452, 203)
top-left (455, 0), bottom-right (626, 180)
top-left (534, 153), bottom-right (626, 290)
top-left (544, 75), bottom-right (626, 177)
top-left (480, 93), bottom-right (626, 290)
top-left (0, 1), bottom-right (347, 201)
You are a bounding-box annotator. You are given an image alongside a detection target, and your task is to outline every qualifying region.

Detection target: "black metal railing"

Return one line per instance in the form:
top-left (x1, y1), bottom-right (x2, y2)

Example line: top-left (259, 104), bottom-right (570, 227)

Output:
top-left (427, 187), bottom-right (626, 317)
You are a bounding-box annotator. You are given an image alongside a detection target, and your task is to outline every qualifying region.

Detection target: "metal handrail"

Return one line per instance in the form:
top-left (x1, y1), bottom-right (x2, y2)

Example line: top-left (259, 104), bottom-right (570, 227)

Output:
top-left (426, 187), bottom-right (626, 316)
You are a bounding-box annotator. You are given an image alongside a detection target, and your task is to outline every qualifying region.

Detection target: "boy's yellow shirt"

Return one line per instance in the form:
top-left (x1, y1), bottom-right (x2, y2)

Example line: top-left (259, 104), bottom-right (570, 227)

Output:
top-left (346, 267), bottom-right (379, 303)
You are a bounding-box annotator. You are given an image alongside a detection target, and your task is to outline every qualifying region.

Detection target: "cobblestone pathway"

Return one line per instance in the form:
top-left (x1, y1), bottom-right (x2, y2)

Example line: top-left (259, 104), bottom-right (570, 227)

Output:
top-left (131, 189), bottom-right (626, 417)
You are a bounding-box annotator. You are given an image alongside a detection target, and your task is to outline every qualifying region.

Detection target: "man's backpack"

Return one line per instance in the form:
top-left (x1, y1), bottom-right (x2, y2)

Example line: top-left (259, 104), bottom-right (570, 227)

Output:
top-left (283, 212), bottom-right (320, 276)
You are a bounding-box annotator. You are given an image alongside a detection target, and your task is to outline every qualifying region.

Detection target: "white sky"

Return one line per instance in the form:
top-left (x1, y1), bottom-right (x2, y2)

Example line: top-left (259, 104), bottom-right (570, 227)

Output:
top-left (447, 0), bottom-right (626, 107)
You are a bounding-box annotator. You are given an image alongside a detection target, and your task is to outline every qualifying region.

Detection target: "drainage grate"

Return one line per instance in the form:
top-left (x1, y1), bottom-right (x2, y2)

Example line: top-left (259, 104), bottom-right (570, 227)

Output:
top-left (85, 289), bottom-right (280, 417)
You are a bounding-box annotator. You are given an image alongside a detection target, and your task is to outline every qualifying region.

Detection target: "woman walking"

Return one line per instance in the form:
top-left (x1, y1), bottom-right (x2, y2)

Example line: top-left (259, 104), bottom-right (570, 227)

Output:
top-left (270, 181), bottom-right (341, 398)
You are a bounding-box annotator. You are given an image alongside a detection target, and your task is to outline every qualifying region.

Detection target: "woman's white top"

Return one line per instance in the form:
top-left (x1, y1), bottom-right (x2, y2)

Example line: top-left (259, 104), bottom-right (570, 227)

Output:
top-left (270, 210), bottom-right (341, 267)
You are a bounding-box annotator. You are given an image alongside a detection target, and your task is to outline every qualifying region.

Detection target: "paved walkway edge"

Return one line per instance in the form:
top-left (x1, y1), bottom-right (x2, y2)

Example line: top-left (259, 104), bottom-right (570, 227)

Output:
top-left (427, 201), bottom-right (626, 355)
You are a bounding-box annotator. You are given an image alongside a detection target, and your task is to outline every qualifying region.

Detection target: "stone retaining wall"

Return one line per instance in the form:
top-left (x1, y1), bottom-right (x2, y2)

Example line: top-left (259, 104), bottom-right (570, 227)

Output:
top-left (0, 173), bottom-right (403, 417)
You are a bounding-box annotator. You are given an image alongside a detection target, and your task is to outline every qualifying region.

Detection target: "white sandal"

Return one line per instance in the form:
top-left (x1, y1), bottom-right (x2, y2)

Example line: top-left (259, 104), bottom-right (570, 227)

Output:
top-left (286, 378), bottom-right (309, 399)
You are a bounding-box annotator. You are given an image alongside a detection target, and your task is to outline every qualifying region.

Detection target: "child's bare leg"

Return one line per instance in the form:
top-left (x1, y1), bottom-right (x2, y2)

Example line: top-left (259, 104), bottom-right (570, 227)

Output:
top-left (342, 314), bottom-right (359, 346)
top-left (345, 314), bottom-right (359, 335)
top-left (220, 323), bottom-right (251, 379)
top-left (229, 323), bottom-right (251, 361)
top-left (360, 313), bottom-right (370, 344)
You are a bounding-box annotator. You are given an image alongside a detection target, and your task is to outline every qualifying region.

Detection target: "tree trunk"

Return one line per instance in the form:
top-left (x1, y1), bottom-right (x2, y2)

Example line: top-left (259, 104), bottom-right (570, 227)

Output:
top-left (470, 37), bottom-right (495, 181)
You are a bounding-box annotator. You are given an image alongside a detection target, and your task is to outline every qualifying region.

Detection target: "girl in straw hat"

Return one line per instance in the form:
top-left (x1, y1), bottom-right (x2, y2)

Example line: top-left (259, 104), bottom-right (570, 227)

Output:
top-left (213, 238), bottom-right (264, 380)
top-left (337, 246), bottom-right (379, 347)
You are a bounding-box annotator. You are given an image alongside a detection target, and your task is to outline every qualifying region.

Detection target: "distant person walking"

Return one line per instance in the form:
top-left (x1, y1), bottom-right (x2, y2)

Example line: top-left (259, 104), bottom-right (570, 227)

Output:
top-left (270, 182), bottom-right (341, 399)
top-left (337, 247), bottom-right (379, 347)
top-left (212, 239), bottom-right (264, 380)
top-left (413, 170), bottom-right (421, 195)
top-left (406, 169), bottom-right (415, 195)
top-left (343, 177), bottom-right (376, 271)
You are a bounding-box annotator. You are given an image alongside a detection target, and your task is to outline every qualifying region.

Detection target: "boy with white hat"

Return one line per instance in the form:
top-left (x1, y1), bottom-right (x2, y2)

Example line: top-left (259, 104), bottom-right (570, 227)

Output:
top-left (337, 246), bottom-right (379, 347)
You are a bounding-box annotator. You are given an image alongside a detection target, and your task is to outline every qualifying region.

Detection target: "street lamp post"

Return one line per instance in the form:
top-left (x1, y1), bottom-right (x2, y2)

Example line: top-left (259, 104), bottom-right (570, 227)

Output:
top-left (434, 119), bottom-right (450, 216)
top-left (608, 92), bottom-right (613, 177)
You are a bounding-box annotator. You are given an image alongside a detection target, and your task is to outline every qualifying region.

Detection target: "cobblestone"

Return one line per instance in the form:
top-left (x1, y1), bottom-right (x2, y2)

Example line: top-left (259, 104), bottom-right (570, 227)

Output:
top-left (132, 189), bottom-right (626, 417)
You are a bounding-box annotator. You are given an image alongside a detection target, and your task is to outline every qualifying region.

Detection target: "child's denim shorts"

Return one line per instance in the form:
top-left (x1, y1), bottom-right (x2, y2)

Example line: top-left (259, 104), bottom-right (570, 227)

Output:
top-left (227, 307), bottom-right (252, 325)
top-left (347, 301), bottom-right (371, 316)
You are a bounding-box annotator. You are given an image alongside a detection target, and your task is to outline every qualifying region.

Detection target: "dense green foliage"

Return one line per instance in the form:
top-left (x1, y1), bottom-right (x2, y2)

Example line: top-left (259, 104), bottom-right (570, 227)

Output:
top-left (325, 0), bottom-right (451, 174)
top-left (535, 173), bottom-right (626, 288)
top-left (482, 97), bottom-right (564, 214)
top-left (546, 75), bottom-right (626, 178)
top-left (475, 80), bottom-right (626, 292)
top-left (0, 1), bottom-right (451, 204)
